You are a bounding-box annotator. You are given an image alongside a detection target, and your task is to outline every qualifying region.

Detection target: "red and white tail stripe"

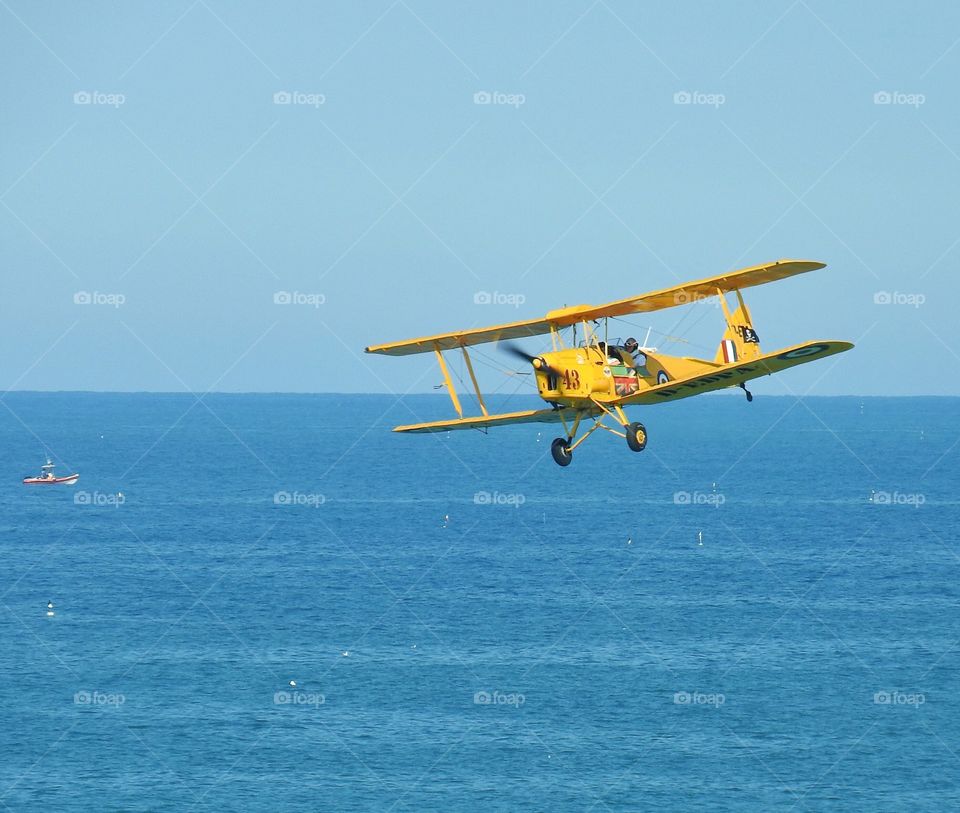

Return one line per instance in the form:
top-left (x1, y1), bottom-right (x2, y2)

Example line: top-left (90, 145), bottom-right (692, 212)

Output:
top-left (721, 339), bottom-right (738, 364)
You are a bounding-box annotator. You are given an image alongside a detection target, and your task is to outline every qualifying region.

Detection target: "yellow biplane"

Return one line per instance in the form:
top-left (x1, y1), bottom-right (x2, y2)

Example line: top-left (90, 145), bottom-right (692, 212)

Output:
top-left (365, 259), bottom-right (853, 466)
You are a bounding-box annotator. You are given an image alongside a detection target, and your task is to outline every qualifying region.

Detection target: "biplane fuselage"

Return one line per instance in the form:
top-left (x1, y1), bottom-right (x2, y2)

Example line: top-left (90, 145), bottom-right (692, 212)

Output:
top-left (365, 259), bottom-right (853, 466)
top-left (532, 344), bottom-right (695, 407)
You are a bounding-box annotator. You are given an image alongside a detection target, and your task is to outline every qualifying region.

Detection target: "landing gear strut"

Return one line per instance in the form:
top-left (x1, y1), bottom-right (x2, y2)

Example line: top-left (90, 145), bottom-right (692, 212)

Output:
top-left (740, 382), bottom-right (753, 402)
top-left (549, 407), bottom-right (650, 466)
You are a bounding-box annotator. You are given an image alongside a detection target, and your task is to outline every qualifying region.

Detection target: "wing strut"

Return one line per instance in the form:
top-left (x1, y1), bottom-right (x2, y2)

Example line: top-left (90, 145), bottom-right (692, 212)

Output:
top-left (434, 345), bottom-right (462, 417)
top-left (461, 347), bottom-right (488, 416)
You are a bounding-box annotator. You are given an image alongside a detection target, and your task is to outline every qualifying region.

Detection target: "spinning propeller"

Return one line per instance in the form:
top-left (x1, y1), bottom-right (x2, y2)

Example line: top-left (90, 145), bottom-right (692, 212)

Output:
top-left (500, 342), bottom-right (561, 376)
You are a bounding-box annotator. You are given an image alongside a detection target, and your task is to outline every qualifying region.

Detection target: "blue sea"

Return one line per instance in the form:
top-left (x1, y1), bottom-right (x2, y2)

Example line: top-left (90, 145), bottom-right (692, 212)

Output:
top-left (1, 392), bottom-right (957, 811)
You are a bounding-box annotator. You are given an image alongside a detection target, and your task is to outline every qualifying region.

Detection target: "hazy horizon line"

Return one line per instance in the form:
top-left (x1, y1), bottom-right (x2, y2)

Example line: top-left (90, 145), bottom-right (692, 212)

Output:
top-left (0, 390), bottom-right (950, 398)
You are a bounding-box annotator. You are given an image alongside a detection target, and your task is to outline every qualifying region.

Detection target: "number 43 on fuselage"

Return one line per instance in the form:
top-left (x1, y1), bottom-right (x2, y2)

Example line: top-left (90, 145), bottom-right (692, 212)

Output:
top-left (365, 259), bottom-right (853, 467)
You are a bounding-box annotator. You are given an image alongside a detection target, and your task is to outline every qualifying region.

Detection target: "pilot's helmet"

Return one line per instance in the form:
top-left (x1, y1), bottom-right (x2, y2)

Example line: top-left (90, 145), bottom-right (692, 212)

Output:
top-left (624, 337), bottom-right (639, 353)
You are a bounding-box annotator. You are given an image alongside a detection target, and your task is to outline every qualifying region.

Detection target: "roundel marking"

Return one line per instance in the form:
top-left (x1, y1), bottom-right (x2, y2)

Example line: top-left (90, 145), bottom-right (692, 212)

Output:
top-left (779, 344), bottom-right (829, 360)
top-left (657, 370), bottom-right (669, 385)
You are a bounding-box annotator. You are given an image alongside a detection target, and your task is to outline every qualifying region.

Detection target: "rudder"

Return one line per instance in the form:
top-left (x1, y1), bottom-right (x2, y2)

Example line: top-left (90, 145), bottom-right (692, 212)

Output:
top-left (714, 289), bottom-right (761, 364)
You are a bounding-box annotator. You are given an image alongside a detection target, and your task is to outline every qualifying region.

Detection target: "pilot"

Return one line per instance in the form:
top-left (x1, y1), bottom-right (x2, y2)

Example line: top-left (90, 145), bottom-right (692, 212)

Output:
top-left (624, 337), bottom-right (649, 374)
top-left (624, 337), bottom-right (644, 363)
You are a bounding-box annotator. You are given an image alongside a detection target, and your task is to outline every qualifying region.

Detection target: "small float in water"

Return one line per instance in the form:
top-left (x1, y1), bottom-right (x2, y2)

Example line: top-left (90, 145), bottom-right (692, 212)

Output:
top-left (23, 459), bottom-right (79, 486)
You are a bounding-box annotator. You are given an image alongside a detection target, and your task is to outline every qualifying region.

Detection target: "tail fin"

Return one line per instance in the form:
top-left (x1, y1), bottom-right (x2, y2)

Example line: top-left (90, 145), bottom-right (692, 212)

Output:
top-left (714, 289), bottom-right (762, 364)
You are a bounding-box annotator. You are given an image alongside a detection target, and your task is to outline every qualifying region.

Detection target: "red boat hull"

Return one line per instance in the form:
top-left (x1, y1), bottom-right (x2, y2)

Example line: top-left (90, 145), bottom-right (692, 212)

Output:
top-left (23, 474), bottom-right (79, 485)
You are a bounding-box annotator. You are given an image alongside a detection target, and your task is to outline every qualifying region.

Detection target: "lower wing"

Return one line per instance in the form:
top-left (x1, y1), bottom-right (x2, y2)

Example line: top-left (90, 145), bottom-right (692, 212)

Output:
top-left (394, 406), bottom-right (592, 434)
top-left (620, 340), bottom-right (854, 406)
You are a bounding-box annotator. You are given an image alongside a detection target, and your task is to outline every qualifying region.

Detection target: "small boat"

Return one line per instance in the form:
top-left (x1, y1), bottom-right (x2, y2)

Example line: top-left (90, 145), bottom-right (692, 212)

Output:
top-left (23, 459), bottom-right (79, 485)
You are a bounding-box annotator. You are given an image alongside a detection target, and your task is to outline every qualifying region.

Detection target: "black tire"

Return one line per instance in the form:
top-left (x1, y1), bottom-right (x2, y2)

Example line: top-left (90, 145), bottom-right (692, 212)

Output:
top-left (626, 422), bottom-right (647, 452)
top-left (551, 438), bottom-right (572, 466)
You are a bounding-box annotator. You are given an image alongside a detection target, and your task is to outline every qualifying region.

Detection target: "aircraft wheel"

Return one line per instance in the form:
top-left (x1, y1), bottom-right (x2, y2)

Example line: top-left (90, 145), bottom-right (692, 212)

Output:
top-left (626, 422), bottom-right (647, 452)
top-left (551, 438), bottom-right (573, 467)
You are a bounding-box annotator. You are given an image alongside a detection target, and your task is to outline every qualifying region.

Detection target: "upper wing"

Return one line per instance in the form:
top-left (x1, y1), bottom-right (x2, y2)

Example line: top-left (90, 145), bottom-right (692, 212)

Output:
top-left (567, 258), bottom-right (824, 322)
top-left (619, 340), bottom-right (853, 406)
top-left (365, 258), bottom-right (824, 356)
top-left (394, 406), bottom-right (593, 434)
top-left (367, 316), bottom-right (556, 357)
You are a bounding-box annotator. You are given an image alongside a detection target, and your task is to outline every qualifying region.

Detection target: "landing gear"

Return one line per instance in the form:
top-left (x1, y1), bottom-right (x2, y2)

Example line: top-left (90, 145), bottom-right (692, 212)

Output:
top-left (550, 438), bottom-right (573, 467)
top-left (549, 408), bottom-right (648, 465)
top-left (625, 422), bottom-right (647, 452)
top-left (740, 382), bottom-right (753, 402)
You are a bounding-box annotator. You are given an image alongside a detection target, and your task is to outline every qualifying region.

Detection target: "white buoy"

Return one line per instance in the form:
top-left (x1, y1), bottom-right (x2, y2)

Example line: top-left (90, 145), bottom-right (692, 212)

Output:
top-left (627, 536), bottom-right (633, 546)
top-left (46, 600), bottom-right (54, 617)
top-left (698, 530), bottom-right (703, 546)
top-left (289, 680), bottom-right (296, 687)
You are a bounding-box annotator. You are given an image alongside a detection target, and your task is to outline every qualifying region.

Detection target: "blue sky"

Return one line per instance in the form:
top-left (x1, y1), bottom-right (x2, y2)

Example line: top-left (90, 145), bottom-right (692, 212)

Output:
top-left (2, 0), bottom-right (958, 395)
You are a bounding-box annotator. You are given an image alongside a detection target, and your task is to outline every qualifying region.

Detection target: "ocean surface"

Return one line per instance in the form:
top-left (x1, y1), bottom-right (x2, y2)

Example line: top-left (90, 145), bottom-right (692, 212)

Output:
top-left (1, 392), bottom-right (958, 811)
